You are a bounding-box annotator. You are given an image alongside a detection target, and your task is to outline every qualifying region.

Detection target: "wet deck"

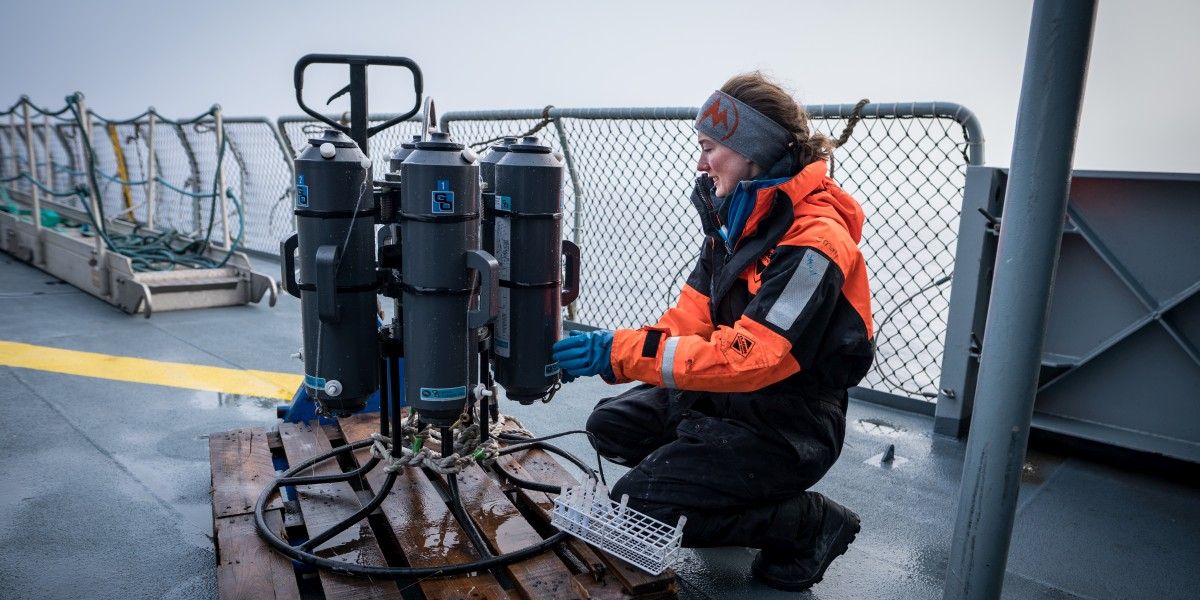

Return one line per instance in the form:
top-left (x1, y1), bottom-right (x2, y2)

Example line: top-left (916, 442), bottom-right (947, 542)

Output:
top-left (1, 253), bottom-right (1198, 599)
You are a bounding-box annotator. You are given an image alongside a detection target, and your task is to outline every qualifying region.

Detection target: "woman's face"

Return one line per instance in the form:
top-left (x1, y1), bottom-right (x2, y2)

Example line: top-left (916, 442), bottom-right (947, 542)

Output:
top-left (696, 132), bottom-right (761, 198)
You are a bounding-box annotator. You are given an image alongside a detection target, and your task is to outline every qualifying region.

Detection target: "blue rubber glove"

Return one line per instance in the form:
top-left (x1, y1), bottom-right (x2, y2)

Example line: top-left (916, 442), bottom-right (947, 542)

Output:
top-left (551, 329), bottom-right (615, 381)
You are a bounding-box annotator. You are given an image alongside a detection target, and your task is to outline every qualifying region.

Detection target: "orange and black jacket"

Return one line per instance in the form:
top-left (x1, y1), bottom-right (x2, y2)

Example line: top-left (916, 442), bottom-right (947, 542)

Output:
top-left (608, 159), bottom-right (874, 394)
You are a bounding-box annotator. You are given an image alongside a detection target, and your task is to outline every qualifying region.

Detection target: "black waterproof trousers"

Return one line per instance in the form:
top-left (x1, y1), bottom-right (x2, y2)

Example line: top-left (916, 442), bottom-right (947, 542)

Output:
top-left (586, 382), bottom-right (847, 551)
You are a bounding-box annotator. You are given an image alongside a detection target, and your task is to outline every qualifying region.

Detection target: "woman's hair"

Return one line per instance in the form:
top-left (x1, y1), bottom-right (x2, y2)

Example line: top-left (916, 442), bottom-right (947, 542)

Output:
top-left (720, 71), bottom-right (832, 169)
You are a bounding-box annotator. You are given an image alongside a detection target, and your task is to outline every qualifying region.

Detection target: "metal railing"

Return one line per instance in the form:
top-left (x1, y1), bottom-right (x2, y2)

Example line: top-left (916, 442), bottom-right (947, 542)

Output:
top-left (4, 96), bottom-right (983, 402)
top-left (0, 95), bottom-right (295, 262)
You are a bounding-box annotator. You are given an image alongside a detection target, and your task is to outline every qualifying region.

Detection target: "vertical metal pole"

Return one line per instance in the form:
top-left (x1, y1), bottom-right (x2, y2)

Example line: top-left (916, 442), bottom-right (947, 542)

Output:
top-left (550, 115), bottom-right (584, 321)
top-left (7, 112), bottom-right (17, 178)
top-left (348, 61), bottom-right (369, 155)
top-left (41, 112), bottom-right (53, 265)
top-left (378, 355), bottom-right (390, 437)
top-left (78, 97), bottom-right (108, 293)
top-left (42, 113), bottom-right (52, 193)
top-left (388, 352), bottom-right (403, 459)
top-left (942, 2), bottom-right (1097, 599)
top-left (147, 112), bottom-right (157, 228)
top-left (215, 107), bottom-right (231, 249)
top-left (23, 101), bottom-right (43, 263)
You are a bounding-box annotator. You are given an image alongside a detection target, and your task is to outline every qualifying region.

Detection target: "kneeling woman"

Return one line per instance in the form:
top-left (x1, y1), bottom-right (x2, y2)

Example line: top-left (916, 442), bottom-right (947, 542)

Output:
top-left (553, 71), bottom-right (873, 592)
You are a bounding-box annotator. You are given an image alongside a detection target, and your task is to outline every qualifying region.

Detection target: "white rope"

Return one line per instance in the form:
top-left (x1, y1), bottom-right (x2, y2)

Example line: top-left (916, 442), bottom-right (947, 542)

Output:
top-left (494, 412), bottom-right (534, 439)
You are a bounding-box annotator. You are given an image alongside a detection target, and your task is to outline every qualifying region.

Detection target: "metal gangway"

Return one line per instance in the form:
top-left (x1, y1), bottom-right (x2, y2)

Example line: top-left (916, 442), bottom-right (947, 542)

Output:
top-left (0, 95), bottom-right (277, 316)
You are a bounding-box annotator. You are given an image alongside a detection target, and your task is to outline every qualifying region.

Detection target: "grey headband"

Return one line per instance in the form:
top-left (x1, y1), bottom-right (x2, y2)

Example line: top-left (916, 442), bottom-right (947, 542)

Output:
top-left (695, 90), bottom-right (793, 168)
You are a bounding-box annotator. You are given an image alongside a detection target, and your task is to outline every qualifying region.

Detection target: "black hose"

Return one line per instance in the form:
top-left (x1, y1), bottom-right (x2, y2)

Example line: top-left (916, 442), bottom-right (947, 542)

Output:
top-left (275, 438), bottom-right (373, 478)
top-left (276, 455), bottom-right (380, 486)
top-left (299, 471), bottom-right (398, 552)
top-left (273, 440), bottom-right (377, 486)
top-left (496, 438), bottom-right (602, 483)
top-left (253, 438), bottom-right (570, 579)
top-left (489, 460), bottom-right (563, 494)
top-left (497, 429), bottom-right (594, 445)
top-left (444, 427), bottom-right (495, 559)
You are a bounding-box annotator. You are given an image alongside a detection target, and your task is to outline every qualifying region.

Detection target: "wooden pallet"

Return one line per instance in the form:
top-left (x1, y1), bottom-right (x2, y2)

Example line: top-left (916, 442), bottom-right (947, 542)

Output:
top-left (209, 413), bottom-right (678, 599)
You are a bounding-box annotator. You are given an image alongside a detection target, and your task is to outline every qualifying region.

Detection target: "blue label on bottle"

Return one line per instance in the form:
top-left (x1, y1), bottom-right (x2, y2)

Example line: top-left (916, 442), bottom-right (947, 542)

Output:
top-left (419, 386), bottom-right (467, 400)
top-left (296, 174), bottom-right (309, 207)
top-left (432, 186), bottom-right (455, 213)
top-left (434, 193), bottom-right (456, 214)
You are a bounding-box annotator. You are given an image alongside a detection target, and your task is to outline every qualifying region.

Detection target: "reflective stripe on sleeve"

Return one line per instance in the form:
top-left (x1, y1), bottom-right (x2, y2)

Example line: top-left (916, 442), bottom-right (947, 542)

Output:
top-left (765, 251), bottom-right (830, 330)
top-left (661, 336), bottom-right (681, 389)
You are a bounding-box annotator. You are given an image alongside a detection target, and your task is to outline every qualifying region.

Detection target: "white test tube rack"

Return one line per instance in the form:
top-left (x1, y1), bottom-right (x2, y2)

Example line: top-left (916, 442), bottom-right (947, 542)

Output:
top-left (550, 477), bottom-right (686, 575)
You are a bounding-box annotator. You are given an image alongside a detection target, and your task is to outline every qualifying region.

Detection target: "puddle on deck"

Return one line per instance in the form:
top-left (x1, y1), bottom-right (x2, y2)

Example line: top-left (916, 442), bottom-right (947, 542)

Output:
top-left (857, 417), bottom-right (910, 437)
top-left (186, 390), bottom-right (284, 420)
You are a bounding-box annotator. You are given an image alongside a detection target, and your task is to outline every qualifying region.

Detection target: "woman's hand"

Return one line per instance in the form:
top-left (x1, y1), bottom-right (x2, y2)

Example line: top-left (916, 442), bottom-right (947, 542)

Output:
top-left (551, 329), bottom-right (615, 381)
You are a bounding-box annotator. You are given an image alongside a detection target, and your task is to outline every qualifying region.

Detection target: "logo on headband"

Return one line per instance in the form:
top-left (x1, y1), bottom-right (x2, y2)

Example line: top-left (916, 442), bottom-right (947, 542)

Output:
top-left (699, 93), bottom-right (739, 141)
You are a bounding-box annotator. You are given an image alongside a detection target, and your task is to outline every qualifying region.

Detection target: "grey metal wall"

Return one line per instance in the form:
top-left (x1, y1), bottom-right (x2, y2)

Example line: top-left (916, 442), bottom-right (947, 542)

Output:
top-left (937, 167), bottom-right (1200, 461)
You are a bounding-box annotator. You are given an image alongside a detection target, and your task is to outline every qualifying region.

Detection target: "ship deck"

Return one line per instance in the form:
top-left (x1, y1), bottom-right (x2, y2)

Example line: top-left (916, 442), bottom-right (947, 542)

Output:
top-left (1, 253), bottom-right (1197, 599)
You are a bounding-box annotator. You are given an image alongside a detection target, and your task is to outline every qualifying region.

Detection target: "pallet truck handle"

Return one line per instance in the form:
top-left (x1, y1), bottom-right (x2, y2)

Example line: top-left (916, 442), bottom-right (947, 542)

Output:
top-left (294, 54), bottom-right (423, 151)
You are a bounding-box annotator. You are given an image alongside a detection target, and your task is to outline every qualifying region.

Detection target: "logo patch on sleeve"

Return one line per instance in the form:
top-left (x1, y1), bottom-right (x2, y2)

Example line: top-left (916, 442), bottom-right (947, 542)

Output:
top-left (731, 333), bottom-right (755, 358)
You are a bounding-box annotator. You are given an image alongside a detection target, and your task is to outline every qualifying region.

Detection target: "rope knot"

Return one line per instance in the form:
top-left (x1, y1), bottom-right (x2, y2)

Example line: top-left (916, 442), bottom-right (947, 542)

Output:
top-left (833, 99), bottom-right (870, 148)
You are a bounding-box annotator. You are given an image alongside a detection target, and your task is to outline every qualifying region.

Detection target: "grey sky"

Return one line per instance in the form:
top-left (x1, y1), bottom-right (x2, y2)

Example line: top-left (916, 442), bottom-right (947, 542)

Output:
top-left (1, 0), bottom-right (1196, 173)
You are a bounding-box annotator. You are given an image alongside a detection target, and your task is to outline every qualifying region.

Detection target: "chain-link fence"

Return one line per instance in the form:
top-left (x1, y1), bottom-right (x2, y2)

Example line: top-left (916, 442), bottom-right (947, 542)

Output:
top-left (815, 103), bottom-right (982, 401)
top-left (440, 104), bottom-right (983, 402)
top-left (3, 96), bottom-right (982, 402)
top-left (221, 118), bottom-right (296, 255)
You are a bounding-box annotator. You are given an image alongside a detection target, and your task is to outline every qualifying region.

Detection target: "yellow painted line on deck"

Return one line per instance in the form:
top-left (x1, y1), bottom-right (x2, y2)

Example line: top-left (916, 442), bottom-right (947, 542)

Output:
top-left (0, 340), bottom-right (303, 400)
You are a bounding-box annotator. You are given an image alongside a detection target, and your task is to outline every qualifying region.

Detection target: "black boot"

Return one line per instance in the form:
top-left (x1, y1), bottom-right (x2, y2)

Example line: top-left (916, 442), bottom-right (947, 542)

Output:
top-left (751, 493), bottom-right (860, 591)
